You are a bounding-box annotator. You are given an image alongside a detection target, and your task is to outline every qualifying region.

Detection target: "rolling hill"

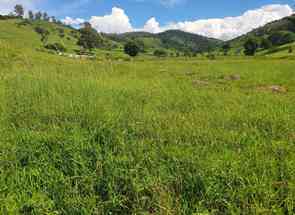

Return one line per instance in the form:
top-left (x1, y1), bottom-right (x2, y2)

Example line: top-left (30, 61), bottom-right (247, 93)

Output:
top-left (105, 30), bottom-right (222, 53)
top-left (227, 14), bottom-right (295, 56)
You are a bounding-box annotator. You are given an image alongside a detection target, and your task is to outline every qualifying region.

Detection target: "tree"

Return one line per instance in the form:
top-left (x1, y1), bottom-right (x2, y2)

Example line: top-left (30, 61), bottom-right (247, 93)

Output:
top-left (35, 11), bottom-right (42, 20)
top-left (260, 38), bottom-right (272, 49)
top-left (14, 4), bottom-right (24, 18)
top-left (28, 10), bottom-right (34, 20)
top-left (222, 43), bottom-right (231, 55)
top-left (134, 39), bottom-right (145, 53)
top-left (154, 49), bottom-right (167, 57)
top-left (42, 12), bottom-right (49, 21)
top-left (124, 41), bottom-right (140, 57)
top-left (34, 26), bottom-right (50, 43)
top-left (51, 16), bottom-right (56, 23)
top-left (244, 38), bottom-right (259, 56)
top-left (45, 43), bottom-right (66, 52)
top-left (77, 22), bottom-right (103, 50)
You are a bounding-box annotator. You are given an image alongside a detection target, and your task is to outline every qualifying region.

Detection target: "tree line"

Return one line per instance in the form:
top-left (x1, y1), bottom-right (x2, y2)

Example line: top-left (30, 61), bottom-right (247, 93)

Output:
top-left (13, 4), bottom-right (60, 24)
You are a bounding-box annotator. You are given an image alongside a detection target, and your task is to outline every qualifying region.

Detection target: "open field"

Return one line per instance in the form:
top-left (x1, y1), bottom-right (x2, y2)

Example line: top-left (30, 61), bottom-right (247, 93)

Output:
top-left (0, 43), bottom-right (295, 214)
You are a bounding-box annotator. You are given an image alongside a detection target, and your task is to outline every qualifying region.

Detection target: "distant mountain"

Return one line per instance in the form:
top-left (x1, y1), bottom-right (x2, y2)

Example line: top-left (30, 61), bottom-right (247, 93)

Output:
top-left (104, 30), bottom-right (222, 53)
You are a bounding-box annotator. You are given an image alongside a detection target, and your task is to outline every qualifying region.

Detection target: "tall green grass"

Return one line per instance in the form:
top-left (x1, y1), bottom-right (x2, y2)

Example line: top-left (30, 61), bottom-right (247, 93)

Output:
top-left (0, 44), bottom-right (295, 214)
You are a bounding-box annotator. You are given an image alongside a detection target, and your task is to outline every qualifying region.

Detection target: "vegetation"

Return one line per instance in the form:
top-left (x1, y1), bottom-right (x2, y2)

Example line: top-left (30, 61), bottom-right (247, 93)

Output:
top-left (45, 42), bottom-right (67, 52)
top-left (260, 37), bottom-right (272, 49)
top-left (222, 43), bottom-right (231, 55)
top-left (105, 30), bottom-right (221, 55)
top-left (77, 22), bottom-right (103, 51)
top-left (153, 49), bottom-right (167, 57)
top-left (124, 41), bottom-right (140, 57)
top-left (14, 4), bottom-right (24, 18)
top-left (0, 5), bottom-right (295, 214)
top-left (34, 26), bottom-right (50, 43)
top-left (268, 31), bottom-right (295, 46)
top-left (244, 38), bottom-right (259, 56)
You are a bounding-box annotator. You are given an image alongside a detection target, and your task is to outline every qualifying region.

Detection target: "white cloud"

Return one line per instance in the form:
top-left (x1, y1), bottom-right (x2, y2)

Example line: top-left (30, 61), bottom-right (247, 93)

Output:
top-left (143, 17), bottom-right (161, 33)
top-left (164, 4), bottom-right (294, 40)
top-left (62, 16), bottom-right (85, 26)
top-left (63, 4), bottom-right (293, 40)
top-left (0, 0), bottom-right (37, 15)
top-left (89, 7), bottom-right (133, 34)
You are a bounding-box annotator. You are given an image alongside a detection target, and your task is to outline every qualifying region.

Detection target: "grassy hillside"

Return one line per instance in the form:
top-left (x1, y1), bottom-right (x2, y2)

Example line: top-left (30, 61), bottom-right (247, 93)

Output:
top-left (0, 19), bottom-right (80, 52)
top-left (1, 17), bottom-right (295, 214)
top-left (226, 14), bottom-right (295, 56)
top-left (105, 30), bottom-right (222, 54)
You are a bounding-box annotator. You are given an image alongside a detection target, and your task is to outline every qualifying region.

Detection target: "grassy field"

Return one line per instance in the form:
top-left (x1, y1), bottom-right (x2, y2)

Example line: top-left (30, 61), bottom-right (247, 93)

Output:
top-left (1, 39), bottom-right (295, 214)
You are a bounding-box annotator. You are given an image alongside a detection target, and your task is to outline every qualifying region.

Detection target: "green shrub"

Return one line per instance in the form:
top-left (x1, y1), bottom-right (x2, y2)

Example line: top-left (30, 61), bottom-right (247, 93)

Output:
top-left (153, 49), bottom-right (167, 57)
top-left (124, 41), bottom-right (140, 57)
top-left (45, 43), bottom-right (66, 52)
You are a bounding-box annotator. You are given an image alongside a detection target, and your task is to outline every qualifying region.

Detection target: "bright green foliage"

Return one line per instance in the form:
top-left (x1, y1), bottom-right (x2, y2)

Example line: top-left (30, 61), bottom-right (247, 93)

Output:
top-left (77, 24), bottom-right (103, 50)
top-left (0, 18), bottom-right (295, 215)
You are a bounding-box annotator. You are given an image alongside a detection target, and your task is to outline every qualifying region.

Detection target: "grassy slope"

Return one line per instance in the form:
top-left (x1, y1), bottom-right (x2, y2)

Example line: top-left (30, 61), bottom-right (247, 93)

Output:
top-left (226, 14), bottom-right (295, 56)
top-left (0, 20), bottom-right (295, 214)
top-left (0, 19), bottom-right (80, 52)
top-left (105, 30), bottom-right (222, 54)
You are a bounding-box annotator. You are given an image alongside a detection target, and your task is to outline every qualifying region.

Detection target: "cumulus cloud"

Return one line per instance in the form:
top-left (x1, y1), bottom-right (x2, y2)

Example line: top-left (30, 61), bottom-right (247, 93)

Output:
top-left (143, 17), bottom-right (161, 33)
top-left (89, 7), bottom-right (133, 34)
top-left (164, 4), bottom-right (294, 40)
top-left (62, 17), bottom-right (85, 26)
top-left (63, 4), bottom-right (293, 40)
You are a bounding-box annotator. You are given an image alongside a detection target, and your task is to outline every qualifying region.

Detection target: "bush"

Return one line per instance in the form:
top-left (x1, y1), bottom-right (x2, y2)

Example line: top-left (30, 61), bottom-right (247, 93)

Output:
top-left (153, 49), bottom-right (167, 57)
top-left (207, 53), bottom-right (216, 60)
top-left (17, 20), bottom-right (32, 27)
top-left (0, 15), bottom-right (15, 20)
top-left (57, 28), bottom-right (65, 38)
top-left (124, 41), bottom-right (140, 57)
top-left (45, 43), bottom-right (66, 52)
top-left (34, 26), bottom-right (50, 43)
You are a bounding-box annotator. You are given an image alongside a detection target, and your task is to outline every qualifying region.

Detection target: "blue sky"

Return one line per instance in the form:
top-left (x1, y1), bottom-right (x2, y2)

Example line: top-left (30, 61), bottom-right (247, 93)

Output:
top-left (0, 0), bottom-right (294, 40)
top-left (40, 0), bottom-right (294, 26)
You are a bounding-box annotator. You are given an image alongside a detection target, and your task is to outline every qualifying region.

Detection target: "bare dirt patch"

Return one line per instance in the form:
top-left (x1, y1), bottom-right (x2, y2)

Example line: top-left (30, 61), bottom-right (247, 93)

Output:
top-left (257, 85), bottom-right (288, 94)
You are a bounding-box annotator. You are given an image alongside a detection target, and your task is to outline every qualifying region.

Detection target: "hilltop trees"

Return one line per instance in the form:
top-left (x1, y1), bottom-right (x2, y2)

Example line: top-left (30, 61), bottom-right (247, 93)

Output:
top-left (124, 41), bottom-right (140, 57)
top-left (28, 10), bottom-right (34, 20)
top-left (244, 38), bottom-right (259, 56)
top-left (77, 22), bottom-right (103, 51)
top-left (35, 12), bottom-right (42, 20)
top-left (14, 5), bottom-right (24, 18)
top-left (42, 12), bottom-right (50, 21)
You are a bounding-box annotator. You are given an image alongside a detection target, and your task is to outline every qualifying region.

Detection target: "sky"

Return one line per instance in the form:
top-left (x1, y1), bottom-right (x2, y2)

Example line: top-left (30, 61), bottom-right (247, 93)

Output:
top-left (0, 0), bottom-right (294, 40)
